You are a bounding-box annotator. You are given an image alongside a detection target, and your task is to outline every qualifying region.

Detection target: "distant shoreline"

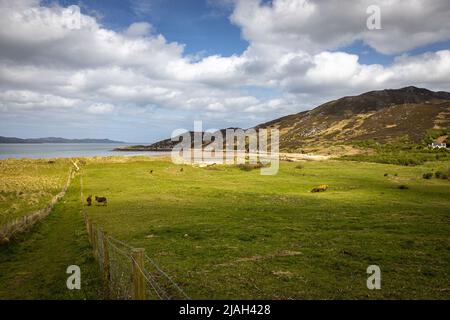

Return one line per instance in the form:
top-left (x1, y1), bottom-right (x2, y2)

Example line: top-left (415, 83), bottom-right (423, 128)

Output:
top-left (113, 146), bottom-right (172, 152)
top-left (0, 142), bottom-right (124, 144)
top-left (0, 143), bottom-right (168, 160)
top-left (0, 136), bottom-right (125, 144)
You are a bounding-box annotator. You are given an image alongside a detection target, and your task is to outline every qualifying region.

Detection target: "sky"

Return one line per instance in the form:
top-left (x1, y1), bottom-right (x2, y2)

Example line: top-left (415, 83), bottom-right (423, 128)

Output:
top-left (0, 0), bottom-right (450, 142)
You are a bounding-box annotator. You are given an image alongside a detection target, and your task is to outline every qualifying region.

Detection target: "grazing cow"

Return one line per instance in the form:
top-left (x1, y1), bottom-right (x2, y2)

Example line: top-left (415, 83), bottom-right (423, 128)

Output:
top-left (180, 168), bottom-right (184, 172)
top-left (150, 170), bottom-right (154, 174)
top-left (86, 195), bottom-right (92, 206)
top-left (311, 185), bottom-right (329, 193)
top-left (95, 196), bottom-right (108, 206)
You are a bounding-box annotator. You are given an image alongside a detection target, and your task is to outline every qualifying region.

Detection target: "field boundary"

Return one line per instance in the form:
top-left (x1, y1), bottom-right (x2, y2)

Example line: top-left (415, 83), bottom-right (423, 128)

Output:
top-left (80, 174), bottom-right (190, 300)
top-left (0, 165), bottom-right (77, 246)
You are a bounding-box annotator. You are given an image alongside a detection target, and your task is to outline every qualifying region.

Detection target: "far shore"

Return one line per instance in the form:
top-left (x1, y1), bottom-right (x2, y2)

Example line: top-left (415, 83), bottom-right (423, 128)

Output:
top-left (0, 152), bottom-right (330, 162)
top-left (113, 146), bottom-right (172, 152)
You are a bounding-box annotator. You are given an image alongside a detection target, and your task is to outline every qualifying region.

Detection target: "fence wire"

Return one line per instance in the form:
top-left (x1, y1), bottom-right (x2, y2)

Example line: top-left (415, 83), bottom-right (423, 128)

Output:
top-left (108, 237), bottom-right (133, 299)
top-left (144, 254), bottom-right (190, 300)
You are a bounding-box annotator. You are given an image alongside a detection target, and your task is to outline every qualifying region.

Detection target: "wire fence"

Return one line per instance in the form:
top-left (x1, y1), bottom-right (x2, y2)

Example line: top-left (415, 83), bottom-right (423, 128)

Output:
top-left (80, 175), bottom-right (190, 300)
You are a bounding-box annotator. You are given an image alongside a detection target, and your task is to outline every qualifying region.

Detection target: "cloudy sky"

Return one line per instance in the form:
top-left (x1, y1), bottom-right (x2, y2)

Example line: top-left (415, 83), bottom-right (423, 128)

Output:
top-left (1, 0), bottom-right (450, 142)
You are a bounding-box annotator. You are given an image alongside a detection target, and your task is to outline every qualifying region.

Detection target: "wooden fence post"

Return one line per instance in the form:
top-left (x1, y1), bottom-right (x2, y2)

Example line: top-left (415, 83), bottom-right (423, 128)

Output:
top-left (132, 248), bottom-right (146, 300)
top-left (103, 232), bottom-right (111, 297)
top-left (92, 225), bottom-right (98, 259)
top-left (87, 217), bottom-right (93, 244)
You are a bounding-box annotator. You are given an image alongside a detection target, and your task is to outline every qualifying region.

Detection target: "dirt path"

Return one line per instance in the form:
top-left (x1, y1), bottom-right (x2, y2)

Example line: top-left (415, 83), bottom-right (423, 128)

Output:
top-left (280, 152), bottom-right (331, 161)
top-left (0, 175), bottom-right (102, 300)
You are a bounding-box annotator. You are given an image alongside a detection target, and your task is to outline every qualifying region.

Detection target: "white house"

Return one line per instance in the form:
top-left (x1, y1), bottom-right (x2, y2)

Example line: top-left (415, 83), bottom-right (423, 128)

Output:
top-left (429, 142), bottom-right (447, 149)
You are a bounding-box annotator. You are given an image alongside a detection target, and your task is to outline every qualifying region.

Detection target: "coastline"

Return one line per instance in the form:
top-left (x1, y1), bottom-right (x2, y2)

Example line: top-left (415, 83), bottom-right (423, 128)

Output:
top-left (113, 146), bottom-right (172, 152)
top-left (0, 143), bottom-right (170, 160)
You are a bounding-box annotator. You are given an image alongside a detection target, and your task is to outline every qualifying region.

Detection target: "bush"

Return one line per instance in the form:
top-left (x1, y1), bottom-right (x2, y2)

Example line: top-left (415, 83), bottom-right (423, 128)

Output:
top-left (295, 164), bottom-right (304, 170)
top-left (237, 163), bottom-right (265, 171)
top-left (384, 173), bottom-right (388, 177)
top-left (398, 185), bottom-right (409, 190)
top-left (423, 173), bottom-right (433, 179)
top-left (435, 171), bottom-right (443, 178)
top-left (340, 140), bottom-right (449, 166)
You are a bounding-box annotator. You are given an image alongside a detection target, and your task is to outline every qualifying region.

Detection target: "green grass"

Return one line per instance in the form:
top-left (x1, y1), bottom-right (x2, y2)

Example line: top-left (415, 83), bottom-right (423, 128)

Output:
top-left (0, 175), bottom-right (102, 299)
top-left (80, 157), bottom-right (450, 299)
top-left (0, 159), bottom-right (70, 226)
top-left (341, 140), bottom-right (450, 166)
top-left (1, 156), bottom-right (449, 300)
top-left (341, 151), bottom-right (450, 166)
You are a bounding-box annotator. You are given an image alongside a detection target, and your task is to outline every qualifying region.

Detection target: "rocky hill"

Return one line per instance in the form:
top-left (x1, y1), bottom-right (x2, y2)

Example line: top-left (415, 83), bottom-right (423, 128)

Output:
top-left (118, 87), bottom-right (450, 152)
top-left (256, 86), bottom-right (450, 150)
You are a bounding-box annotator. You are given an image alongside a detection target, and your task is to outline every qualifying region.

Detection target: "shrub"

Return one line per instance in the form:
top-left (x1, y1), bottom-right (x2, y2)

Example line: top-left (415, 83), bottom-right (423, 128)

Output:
top-left (384, 173), bottom-right (388, 177)
top-left (435, 171), bottom-right (443, 178)
top-left (398, 185), bottom-right (409, 190)
top-left (295, 164), bottom-right (304, 170)
top-left (237, 163), bottom-right (265, 171)
top-left (423, 173), bottom-right (433, 179)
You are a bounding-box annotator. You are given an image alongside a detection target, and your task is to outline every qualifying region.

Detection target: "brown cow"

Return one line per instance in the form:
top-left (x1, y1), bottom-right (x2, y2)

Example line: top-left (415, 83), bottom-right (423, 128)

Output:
top-left (86, 195), bottom-right (92, 206)
top-left (95, 196), bottom-right (107, 206)
top-left (311, 185), bottom-right (329, 193)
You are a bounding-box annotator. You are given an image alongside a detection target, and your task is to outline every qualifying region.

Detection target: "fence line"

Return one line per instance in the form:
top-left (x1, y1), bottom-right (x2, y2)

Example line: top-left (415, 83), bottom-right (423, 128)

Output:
top-left (80, 174), bottom-right (189, 300)
top-left (0, 165), bottom-right (76, 246)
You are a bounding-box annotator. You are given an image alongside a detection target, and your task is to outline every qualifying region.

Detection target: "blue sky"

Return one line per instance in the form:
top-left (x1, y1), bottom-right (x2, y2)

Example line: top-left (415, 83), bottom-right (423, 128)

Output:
top-left (41, 0), bottom-right (449, 66)
top-left (1, 0), bottom-right (450, 142)
top-left (44, 0), bottom-right (249, 56)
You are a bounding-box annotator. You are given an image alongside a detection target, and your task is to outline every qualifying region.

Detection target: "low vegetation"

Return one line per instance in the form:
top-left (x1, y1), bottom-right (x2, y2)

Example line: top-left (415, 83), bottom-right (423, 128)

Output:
top-left (0, 159), bottom-right (71, 226)
top-left (423, 172), bottom-right (433, 179)
top-left (0, 175), bottom-right (102, 299)
top-left (236, 162), bottom-right (266, 171)
top-left (340, 139), bottom-right (450, 166)
top-left (423, 128), bottom-right (450, 146)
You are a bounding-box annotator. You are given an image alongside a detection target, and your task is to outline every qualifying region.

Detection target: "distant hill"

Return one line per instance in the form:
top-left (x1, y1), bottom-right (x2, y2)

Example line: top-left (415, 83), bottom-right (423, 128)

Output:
top-left (117, 86), bottom-right (450, 152)
top-left (0, 136), bottom-right (124, 144)
top-left (114, 129), bottom-right (242, 151)
top-left (256, 86), bottom-right (450, 150)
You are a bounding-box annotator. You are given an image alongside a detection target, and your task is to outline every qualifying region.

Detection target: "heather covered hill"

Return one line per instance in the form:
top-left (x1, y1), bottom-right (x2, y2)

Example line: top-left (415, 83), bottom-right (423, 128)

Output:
top-left (119, 87), bottom-right (450, 153)
top-left (256, 87), bottom-right (450, 150)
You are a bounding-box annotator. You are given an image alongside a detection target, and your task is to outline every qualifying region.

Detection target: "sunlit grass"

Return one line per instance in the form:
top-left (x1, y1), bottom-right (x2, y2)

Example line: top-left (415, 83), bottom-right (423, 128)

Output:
top-left (0, 159), bottom-right (70, 226)
top-left (82, 158), bottom-right (450, 299)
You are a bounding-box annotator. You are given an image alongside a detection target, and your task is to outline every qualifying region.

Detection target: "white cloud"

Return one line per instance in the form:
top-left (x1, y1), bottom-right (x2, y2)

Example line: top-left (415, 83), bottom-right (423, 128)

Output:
top-left (125, 22), bottom-right (153, 38)
top-left (88, 103), bottom-right (115, 115)
top-left (130, 0), bottom-right (153, 17)
top-left (231, 0), bottom-right (450, 55)
top-left (0, 90), bottom-right (79, 110)
top-left (0, 0), bottom-right (449, 141)
top-left (277, 50), bottom-right (450, 97)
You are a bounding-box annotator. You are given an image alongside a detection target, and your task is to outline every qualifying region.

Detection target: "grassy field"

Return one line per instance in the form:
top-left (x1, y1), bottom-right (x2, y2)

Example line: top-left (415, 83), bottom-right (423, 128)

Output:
top-left (0, 174), bottom-right (101, 299)
top-left (80, 157), bottom-right (450, 299)
top-left (0, 159), bottom-right (71, 226)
